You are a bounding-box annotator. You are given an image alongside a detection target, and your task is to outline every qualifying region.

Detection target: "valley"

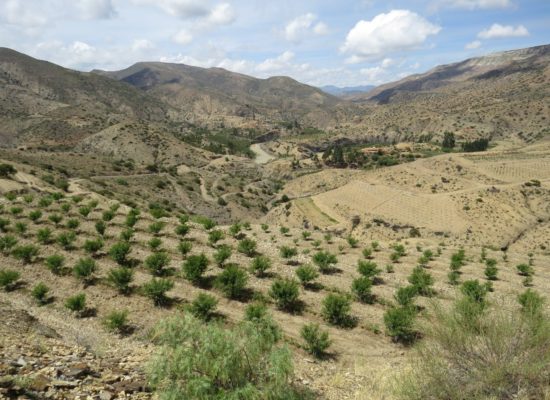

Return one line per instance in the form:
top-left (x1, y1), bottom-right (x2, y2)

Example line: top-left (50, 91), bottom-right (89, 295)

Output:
top-left (0, 42), bottom-right (549, 399)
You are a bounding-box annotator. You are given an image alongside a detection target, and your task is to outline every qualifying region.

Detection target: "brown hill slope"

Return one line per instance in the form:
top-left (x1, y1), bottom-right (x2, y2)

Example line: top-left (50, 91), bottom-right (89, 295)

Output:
top-left (344, 44), bottom-right (550, 143)
top-left (93, 62), bottom-right (345, 129)
top-left (0, 47), bottom-right (169, 148)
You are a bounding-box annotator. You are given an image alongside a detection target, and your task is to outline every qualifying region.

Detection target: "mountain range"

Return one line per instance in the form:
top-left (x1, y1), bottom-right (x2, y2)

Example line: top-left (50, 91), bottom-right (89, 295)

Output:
top-left (1, 44), bottom-right (548, 150)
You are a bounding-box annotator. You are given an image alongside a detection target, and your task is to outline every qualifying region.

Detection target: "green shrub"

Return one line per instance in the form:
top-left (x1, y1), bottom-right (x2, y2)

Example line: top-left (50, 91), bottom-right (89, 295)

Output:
top-left (126, 212), bottom-right (138, 228)
top-left (56, 231), bottom-right (76, 250)
top-left (182, 254), bottom-right (209, 284)
top-left (102, 210), bottom-right (115, 222)
top-left (175, 224), bottom-right (190, 236)
top-left (352, 276), bottom-right (375, 304)
top-left (208, 229), bottom-right (224, 246)
top-left (142, 278), bottom-right (174, 306)
top-left (408, 266), bottom-right (434, 296)
top-left (14, 222), bottom-right (27, 236)
top-left (395, 296), bottom-right (550, 400)
top-left (516, 263), bottom-right (533, 277)
top-left (0, 163), bottom-right (17, 177)
top-left (31, 282), bottom-right (50, 305)
top-left (312, 250), bottom-right (337, 273)
top-left (65, 293), bottom-right (86, 313)
top-left (383, 306), bottom-right (416, 344)
top-left (215, 265), bottom-right (248, 299)
top-left (83, 238), bottom-right (104, 255)
top-left (213, 245), bottom-right (232, 266)
top-left (269, 278), bottom-right (300, 312)
top-left (0, 218), bottom-right (10, 233)
top-left (109, 242), bottom-right (131, 266)
top-left (73, 258), bottom-right (96, 283)
top-left (357, 260), bottom-right (380, 279)
top-left (238, 238), bottom-right (257, 257)
top-left (38, 197), bottom-right (53, 208)
top-left (103, 309), bottom-right (129, 333)
top-left (148, 237), bottom-right (162, 252)
top-left (518, 289), bottom-right (544, 316)
top-left (148, 314), bottom-right (304, 399)
top-left (322, 293), bottom-right (353, 327)
top-left (177, 240), bottom-right (192, 256)
top-left (250, 255), bottom-right (272, 277)
top-left (28, 210), bottom-right (43, 223)
top-left (37, 227), bottom-right (53, 244)
top-left (188, 293), bottom-right (218, 321)
top-left (145, 252), bottom-right (171, 276)
top-left (0, 235), bottom-right (18, 254)
top-left (301, 323), bottom-right (331, 358)
top-left (279, 246), bottom-right (298, 260)
top-left (48, 213), bottom-right (63, 225)
top-left (66, 218), bottom-right (80, 230)
top-left (448, 270), bottom-right (460, 285)
top-left (362, 247), bottom-right (373, 259)
top-left (296, 264), bottom-right (319, 287)
top-left (347, 236), bottom-right (359, 248)
top-left (461, 280), bottom-right (488, 305)
top-left (95, 221), bottom-right (106, 236)
top-left (45, 254), bottom-right (65, 275)
top-left (119, 228), bottom-right (135, 242)
top-left (79, 206), bottom-right (91, 218)
top-left (484, 262), bottom-right (498, 281)
top-left (395, 286), bottom-right (418, 307)
top-left (0, 269), bottom-right (20, 291)
top-left (107, 267), bottom-right (133, 294)
top-left (194, 216), bottom-right (217, 230)
top-left (148, 221), bottom-right (165, 236)
top-left (10, 206), bottom-right (23, 216)
top-left (12, 244), bottom-right (39, 264)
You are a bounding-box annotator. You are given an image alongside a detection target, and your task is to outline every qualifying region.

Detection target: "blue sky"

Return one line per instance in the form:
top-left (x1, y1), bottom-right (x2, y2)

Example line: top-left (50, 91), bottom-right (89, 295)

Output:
top-left (0, 0), bottom-right (548, 87)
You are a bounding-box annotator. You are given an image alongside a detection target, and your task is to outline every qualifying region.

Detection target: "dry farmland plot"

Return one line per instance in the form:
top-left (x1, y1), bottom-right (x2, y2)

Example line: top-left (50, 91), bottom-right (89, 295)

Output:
top-left (313, 181), bottom-right (470, 234)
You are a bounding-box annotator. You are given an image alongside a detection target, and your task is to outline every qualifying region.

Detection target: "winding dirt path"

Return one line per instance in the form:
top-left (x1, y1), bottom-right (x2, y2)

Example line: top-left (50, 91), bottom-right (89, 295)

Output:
top-left (250, 143), bottom-right (276, 164)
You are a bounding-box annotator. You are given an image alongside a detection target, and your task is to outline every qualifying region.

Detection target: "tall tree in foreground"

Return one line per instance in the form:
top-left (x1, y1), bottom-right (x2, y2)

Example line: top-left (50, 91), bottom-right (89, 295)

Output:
top-left (148, 314), bottom-right (310, 399)
top-left (395, 289), bottom-right (550, 400)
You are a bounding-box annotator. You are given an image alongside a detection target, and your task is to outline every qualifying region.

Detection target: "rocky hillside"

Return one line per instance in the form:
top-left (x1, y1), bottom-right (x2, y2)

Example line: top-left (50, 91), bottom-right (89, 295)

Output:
top-left (0, 48), bottom-right (169, 148)
top-left (93, 62), bottom-right (344, 129)
top-left (342, 45), bottom-right (550, 144)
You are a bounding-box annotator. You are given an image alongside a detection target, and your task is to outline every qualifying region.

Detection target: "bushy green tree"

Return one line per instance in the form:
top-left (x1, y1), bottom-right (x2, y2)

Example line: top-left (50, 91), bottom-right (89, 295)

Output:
top-left (301, 323), bottom-right (331, 358)
top-left (145, 252), bottom-right (171, 276)
top-left (107, 267), bottom-right (134, 294)
top-left (215, 265), bottom-right (248, 299)
top-left (322, 293), bottom-right (353, 327)
top-left (109, 242), bottom-right (131, 266)
top-left (269, 278), bottom-right (300, 312)
top-left (188, 293), bottom-right (218, 321)
top-left (142, 278), bottom-right (174, 306)
top-left (148, 314), bottom-right (305, 399)
top-left (182, 254), bottom-right (209, 284)
top-left (312, 250), bottom-right (337, 273)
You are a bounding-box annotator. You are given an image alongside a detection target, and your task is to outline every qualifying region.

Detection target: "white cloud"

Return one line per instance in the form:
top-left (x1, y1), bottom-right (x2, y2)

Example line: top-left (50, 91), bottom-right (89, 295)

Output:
top-left (173, 29), bottom-right (193, 45)
top-left (131, 39), bottom-right (155, 52)
top-left (313, 22), bottom-right (329, 35)
top-left (257, 51), bottom-right (300, 72)
top-left (465, 40), bottom-right (482, 49)
top-left (206, 3), bottom-right (235, 26)
top-left (381, 58), bottom-right (394, 68)
top-left (478, 23), bottom-right (529, 39)
top-left (341, 10), bottom-right (441, 62)
top-left (133, 0), bottom-right (209, 18)
top-left (0, 0), bottom-right (49, 28)
top-left (78, 0), bottom-right (116, 19)
top-left (284, 13), bottom-right (328, 43)
top-left (438, 0), bottom-right (512, 9)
